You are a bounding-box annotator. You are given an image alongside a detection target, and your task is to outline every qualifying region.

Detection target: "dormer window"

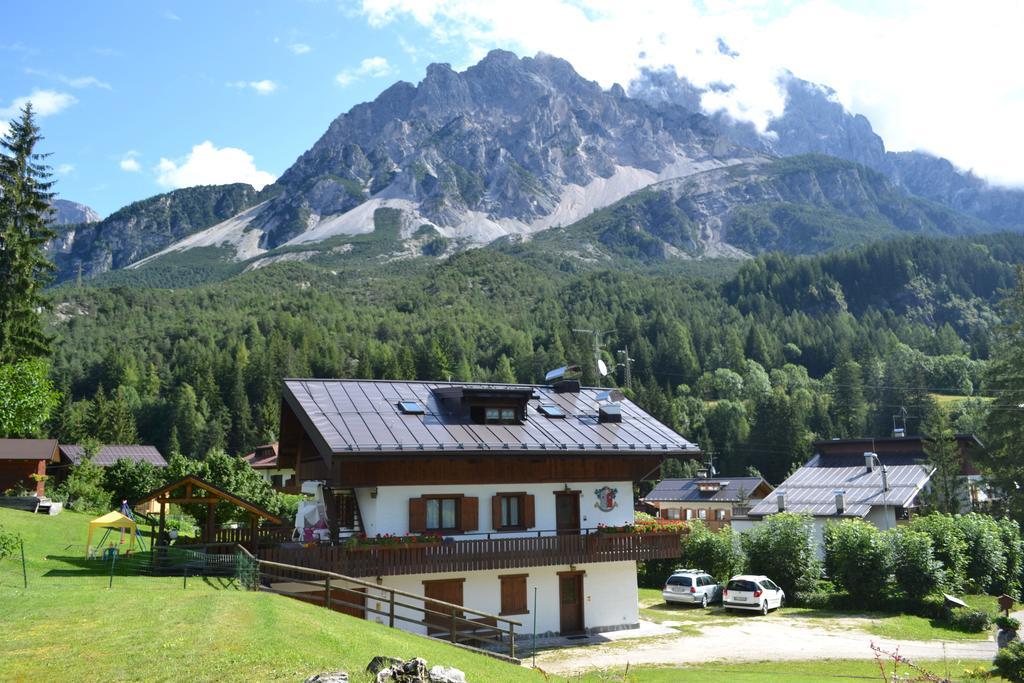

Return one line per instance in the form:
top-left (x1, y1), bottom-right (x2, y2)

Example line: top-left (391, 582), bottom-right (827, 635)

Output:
top-left (479, 406), bottom-right (519, 424)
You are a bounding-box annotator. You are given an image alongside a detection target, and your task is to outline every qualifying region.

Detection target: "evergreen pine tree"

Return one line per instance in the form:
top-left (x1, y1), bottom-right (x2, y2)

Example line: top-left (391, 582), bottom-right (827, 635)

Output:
top-left (0, 104), bottom-right (57, 362)
top-left (920, 400), bottom-right (966, 514)
top-left (832, 354), bottom-right (867, 437)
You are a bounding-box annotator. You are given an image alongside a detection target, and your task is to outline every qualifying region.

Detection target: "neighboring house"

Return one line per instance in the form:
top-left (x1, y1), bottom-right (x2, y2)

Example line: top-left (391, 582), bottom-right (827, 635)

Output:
top-left (242, 443), bottom-right (295, 491)
top-left (642, 476), bottom-right (773, 530)
top-left (57, 444), bottom-right (168, 469)
top-left (733, 437), bottom-right (948, 557)
top-left (271, 378), bottom-right (698, 637)
top-left (0, 439), bottom-right (59, 496)
top-left (56, 444), bottom-right (169, 513)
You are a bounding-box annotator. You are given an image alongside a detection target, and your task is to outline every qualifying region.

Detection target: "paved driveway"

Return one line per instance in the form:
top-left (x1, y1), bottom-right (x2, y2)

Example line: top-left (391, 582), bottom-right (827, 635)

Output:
top-left (532, 614), bottom-right (996, 675)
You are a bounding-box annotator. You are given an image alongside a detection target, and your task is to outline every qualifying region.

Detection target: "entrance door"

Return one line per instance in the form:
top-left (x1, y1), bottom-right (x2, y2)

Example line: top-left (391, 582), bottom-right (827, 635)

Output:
top-left (558, 572), bottom-right (585, 634)
top-left (423, 578), bottom-right (464, 637)
top-left (555, 491), bottom-right (581, 535)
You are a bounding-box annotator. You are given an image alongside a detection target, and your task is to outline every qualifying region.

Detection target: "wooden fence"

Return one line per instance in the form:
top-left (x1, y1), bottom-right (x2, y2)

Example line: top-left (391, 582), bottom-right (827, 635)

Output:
top-left (258, 531), bottom-right (681, 578)
top-left (238, 548), bottom-right (520, 661)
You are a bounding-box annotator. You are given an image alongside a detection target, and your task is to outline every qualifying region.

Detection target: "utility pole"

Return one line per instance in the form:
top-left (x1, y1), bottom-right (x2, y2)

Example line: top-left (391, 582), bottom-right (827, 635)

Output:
top-left (572, 328), bottom-right (611, 382)
top-left (617, 346), bottom-right (634, 389)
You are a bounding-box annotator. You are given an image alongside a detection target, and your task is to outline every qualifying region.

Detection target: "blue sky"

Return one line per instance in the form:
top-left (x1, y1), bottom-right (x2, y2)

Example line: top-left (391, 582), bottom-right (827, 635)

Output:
top-left (4, 1), bottom-right (1023, 217)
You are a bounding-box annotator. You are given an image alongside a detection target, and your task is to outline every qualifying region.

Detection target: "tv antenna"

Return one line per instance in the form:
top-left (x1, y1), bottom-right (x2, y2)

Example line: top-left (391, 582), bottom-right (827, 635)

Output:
top-left (617, 346), bottom-right (634, 389)
top-left (572, 328), bottom-right (612, 383)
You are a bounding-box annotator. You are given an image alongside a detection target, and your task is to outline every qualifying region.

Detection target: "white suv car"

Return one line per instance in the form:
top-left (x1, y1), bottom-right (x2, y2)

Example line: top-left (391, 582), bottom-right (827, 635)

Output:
top-left (722, 575), bottom-right (785, 615)
top-left (662, 569), bottom-right (721, 608)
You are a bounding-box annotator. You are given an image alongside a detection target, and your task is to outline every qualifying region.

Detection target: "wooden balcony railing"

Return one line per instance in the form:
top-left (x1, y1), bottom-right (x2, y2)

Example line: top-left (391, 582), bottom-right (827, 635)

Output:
top-left (257, 530), bottom-right (682, 578)
top-left (213, 525), bottom-right (294, 547)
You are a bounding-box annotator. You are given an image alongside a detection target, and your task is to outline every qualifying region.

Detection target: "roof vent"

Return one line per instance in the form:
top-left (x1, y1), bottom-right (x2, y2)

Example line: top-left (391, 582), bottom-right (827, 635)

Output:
top-left (776, 491), bottom-right (786, 512)
top-left (553, 379), bottom-right (581, 394)
top-left (834, 489), bottom-right (846, 515)
top-left (864, 452), bottom-right (877, 473)
top-left (598, 404), bottom-right (622, 423)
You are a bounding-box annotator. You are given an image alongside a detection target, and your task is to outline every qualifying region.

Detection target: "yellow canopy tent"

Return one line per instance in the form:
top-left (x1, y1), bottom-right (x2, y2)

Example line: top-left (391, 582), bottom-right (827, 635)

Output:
top-left (86, 511), bottom-right (138, 557)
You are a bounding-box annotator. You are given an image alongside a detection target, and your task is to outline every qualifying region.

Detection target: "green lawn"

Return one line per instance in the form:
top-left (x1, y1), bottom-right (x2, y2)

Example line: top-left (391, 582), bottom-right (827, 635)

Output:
top-left (638, 588), bottom-right (997, 642)
top-left (575, 659), bottom-right (1002, 682)
top-left (0, 507), bottom-right (540, 682)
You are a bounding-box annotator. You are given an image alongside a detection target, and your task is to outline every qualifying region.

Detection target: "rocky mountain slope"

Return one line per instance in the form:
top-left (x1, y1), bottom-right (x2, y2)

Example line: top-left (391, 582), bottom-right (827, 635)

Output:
top-left (630, 66), bottom-right (1024, 230)
top-left (499, 155), bottom-right (986, 262)
top-left (67, 50), bottom-right (1023, 282)
top-left (48, 183), bottom-right (258, 282)
top-left (50, 199), bottom-right (101, 225)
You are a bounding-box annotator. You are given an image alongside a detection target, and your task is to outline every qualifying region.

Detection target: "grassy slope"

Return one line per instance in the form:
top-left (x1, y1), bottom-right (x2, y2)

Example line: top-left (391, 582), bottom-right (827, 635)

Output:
top-left (0, 508), bottom-right (539, 682)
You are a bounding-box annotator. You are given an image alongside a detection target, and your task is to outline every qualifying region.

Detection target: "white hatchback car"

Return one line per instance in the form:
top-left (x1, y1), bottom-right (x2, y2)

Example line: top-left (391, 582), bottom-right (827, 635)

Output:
top-left (722, 575), bottom-right (785, 615)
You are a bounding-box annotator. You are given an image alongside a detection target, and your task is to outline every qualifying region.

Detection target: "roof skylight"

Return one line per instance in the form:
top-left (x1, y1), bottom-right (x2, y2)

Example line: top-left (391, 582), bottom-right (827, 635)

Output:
top-left (397, 401), bottom-right (425, 415)
top-left (538, 404), bottom-right (566, 418)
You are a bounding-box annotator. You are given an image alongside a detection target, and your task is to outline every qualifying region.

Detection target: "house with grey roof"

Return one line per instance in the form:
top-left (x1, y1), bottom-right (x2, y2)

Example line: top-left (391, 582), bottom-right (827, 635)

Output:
top-left (732, 445), bottom-right (936, 557)
top-left (643, 476), bottom-right (773, 530)
top-left (57, 444), bottom-right (168, 469)
top-left (270, 376), bottom-right (698, 638)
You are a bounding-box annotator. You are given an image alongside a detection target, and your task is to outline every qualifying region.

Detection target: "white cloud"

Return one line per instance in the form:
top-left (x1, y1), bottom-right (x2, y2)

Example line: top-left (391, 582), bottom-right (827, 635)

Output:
top-left (56, 163), bottom-right (74, 176)
top-left (155, 141), bottom-right (276, 191)
top-left (120, 158), bottom-right (141, 173)
top-left (227, 79), bottom-right (279, 95)
top-left (24, 68), bottom-right (112, 90)
top-left (0, 89), bottom-right (77, 122)
top-left (289, 43), bottom-right (312, 55)
top-left (162, 10), bottom-right (181, 21)
top-left (335, 56), bottom-right (396, 86)
top-left (355, 0), bottom-right (1024, 188)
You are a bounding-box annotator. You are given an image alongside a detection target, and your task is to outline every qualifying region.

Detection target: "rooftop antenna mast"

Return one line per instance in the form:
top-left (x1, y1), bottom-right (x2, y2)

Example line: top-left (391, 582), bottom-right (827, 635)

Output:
top-left (617, 346), bottom-right (634, 389)
top-left (572, 328), bottom-right (612, 383)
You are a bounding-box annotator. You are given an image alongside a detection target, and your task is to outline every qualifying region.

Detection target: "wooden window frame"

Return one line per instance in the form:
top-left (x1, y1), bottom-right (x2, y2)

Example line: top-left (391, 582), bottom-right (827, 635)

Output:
top-left (423, 494), bottom-right (463, 533)
top-left (499, 573), bottom-right (529, 616)
top-left (495, 492), bottom-right (526, 531)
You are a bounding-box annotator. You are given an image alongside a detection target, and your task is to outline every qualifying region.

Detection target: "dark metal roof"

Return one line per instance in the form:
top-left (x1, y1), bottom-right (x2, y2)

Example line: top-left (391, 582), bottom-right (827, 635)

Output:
top-left (282, 379), bottom-right (699, 456)
top-left (243, 443), bottom-right (280, 469)
top-left (60, 444), bottom-right (167, 467)
top-left (0, 439), bottom-right (58, 461)
top-left (644, 477), bottom-right (771, 503)
top-left (746, 455), bottom-right (934, 519)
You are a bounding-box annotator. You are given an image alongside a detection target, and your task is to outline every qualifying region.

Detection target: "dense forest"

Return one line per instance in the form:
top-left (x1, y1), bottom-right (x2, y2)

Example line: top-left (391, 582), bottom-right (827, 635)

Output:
top-left (42, 230), bottom-right (1024, 484)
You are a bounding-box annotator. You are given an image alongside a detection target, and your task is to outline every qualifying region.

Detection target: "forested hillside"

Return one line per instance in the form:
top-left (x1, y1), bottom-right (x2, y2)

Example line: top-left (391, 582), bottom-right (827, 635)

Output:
top-left (45, 231), bottom-right (1018, 484)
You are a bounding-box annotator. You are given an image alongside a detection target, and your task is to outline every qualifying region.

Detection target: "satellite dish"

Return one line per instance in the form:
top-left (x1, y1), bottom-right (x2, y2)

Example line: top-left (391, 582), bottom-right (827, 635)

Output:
top-left (597, 359), bottom-right (608, 377)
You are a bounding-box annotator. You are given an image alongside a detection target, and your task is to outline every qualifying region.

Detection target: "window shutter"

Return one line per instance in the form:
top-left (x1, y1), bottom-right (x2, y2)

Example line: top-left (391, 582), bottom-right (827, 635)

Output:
top-left (500, 574), bottom-right (529, 615)
top-left (491, 495), bottom-right (502, 530)
top-left (409, 497), bottom-right (427, 533)
top-left (461, 496), bottom-right (479, 532)
top-left (523, 494), bottom-right (535, 528)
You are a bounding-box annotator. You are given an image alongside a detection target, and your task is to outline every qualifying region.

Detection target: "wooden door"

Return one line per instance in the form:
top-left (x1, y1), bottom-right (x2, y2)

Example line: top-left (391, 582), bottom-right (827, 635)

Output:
top-left (423, 578), bottom-right (464, 636)
top-left (555, 491), bottom-right (581, 535)
top-left (558, 573), bottom-right (584, 634)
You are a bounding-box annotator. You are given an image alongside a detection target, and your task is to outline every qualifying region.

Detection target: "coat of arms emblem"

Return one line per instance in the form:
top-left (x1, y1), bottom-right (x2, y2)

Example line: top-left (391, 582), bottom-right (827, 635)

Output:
top-left (594, 486), bottom-right (618, 511)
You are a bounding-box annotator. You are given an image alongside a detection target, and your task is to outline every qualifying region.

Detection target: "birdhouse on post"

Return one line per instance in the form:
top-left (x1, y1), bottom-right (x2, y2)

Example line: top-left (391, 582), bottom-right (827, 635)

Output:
top-left (999, 594), bottom-right (1016, 617)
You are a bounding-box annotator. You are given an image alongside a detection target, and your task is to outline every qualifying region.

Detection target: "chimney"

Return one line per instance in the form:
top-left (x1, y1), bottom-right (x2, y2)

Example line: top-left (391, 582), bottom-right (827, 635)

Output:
top-left (834, 489), bottom-right (846, 515)
top-left (776, 491), bottom-right (786, 512)
top-left (864, 452), bottom-right (877, 473)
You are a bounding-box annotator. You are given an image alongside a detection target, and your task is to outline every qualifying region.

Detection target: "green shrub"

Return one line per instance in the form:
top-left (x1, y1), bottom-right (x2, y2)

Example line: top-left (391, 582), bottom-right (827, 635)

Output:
top-left (948, 607), bottom-right (992, 633)
top-left (888, 526), bottom-right (944, 600)
top-left (57, 450), bottom-right (112, 513)
top-left (741, 512), bottom-right (819, 598)
top-left (681, 521), bottom-right (746, 584)
top-left (914, 593), bottom-right (948, 621)
top-left (824, 519), bottom-right (893, 602)
top-left (0, 525), bottom-right (19, 559)
top-left (996, 616), bottom-right (1021, 631)
top-left (994, 641), bottom-right (1024, 682)
top-left (957, 513), bottom-right (1008, 594)
top-left (997, 518), bottom-right (1024, 599)
top-left (908, 513), bottom-right (968, 587)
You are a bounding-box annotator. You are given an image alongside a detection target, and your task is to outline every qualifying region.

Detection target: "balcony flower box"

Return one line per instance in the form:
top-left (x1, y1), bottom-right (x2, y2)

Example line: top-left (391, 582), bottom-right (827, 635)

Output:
top-left (343, 532), bottom-right (443, 549)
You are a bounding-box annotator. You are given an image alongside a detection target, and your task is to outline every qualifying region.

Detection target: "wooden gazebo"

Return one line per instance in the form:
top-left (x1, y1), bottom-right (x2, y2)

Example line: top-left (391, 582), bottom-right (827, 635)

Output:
top-left (135, 475), bottom-right (284, 546)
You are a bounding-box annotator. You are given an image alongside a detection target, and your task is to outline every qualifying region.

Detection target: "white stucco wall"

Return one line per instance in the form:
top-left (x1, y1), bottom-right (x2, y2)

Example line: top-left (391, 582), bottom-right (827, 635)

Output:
top-left (355, 481), bottom-right (635, 538)
top-left (358, 560), bottom-right (639, 637)
top-left (735, 506), bottom-right (901, 559)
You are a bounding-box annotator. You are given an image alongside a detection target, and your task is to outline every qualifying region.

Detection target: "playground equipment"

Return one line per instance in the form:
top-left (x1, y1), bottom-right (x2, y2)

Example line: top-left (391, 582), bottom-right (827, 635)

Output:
top-left (85, 501), bottom-right (150, 557)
